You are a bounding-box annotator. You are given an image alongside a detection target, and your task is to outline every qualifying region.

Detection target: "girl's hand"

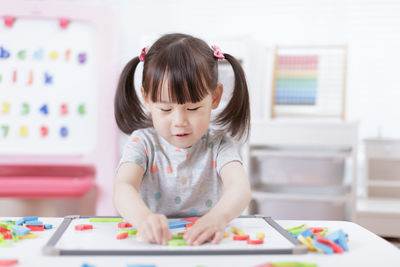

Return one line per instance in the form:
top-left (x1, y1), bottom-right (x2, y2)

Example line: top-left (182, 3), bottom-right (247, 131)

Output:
top-left (137, 213), bottom-right (172, 245)
top-left (183, 213), bottom-right (227, 246)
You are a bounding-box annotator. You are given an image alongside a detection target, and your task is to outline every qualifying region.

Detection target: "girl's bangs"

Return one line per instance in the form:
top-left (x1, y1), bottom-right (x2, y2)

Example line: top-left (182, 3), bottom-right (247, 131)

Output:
top-left (148, 63), bottom-right (212, 104)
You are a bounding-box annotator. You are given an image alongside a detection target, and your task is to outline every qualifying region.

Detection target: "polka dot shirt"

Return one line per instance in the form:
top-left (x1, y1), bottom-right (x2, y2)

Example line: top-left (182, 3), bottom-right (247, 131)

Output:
top-left (118, 127), bottom-right (242, 217)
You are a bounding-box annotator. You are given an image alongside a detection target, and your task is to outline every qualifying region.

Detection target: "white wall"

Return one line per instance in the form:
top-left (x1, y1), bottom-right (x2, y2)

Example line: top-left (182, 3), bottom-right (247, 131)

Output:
top-left (114, 0), bottom-right (400, 141)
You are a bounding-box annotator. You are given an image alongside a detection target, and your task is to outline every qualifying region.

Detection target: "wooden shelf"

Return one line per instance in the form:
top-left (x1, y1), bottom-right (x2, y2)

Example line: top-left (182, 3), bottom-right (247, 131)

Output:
top-left (357, 198), bottom-right (400, 214)
top-left (356, 139), bottom-right (400, 237)
top-left (357, 198), bottom-right (400, 237)
top-left (367, 180), bottom-right (400, 187)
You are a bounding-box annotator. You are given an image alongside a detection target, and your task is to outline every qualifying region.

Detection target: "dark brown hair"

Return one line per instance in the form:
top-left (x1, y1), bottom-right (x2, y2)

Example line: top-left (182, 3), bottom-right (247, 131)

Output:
top-left (114, 33), bottom-right (250, 141)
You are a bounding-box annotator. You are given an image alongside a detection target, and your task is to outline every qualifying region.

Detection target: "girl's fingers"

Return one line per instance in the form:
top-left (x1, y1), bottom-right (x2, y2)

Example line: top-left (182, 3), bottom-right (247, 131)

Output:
top-left (139, 214), bottom-right (173, 245)
top-left (160, 216), bottom-right (171, 245)
top-left (142, 224), bottom-right (156, 243)
top-left (186, 223), bottom-right (208, 245)
top-left (149, 219), bottom-right (163, 244)
top-left (192, 228), bottom-right (215, 246)
top-left (185, 224), bottom-right (206, 245)
top-left (211, 231), bottom-right (224, 244)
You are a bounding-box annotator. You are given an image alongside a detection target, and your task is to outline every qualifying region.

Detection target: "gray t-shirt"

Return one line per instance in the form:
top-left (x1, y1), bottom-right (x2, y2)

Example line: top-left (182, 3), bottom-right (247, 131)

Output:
top-left (118, 127), bottom-right (242, 217)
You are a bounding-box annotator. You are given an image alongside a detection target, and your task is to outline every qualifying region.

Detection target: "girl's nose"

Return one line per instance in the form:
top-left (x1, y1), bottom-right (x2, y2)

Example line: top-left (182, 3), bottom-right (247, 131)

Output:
top-left (173, 109), bottom-right (189, 127)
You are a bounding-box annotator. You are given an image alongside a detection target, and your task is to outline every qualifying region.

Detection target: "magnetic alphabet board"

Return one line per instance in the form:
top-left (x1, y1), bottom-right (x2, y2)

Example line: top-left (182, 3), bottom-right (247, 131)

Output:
top-left (0, 4), bottom-right (104, 155)
top-left (44, 216), bottom-right (306, 255)
top-left (271, 46), bottom-right (347, 119)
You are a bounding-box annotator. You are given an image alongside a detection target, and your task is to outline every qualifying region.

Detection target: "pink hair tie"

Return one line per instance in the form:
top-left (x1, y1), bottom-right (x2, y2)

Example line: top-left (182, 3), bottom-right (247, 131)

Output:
top-left (139, 46), bottom-right (149, 62)
top-left (211, 45), bottom-right (225, 60)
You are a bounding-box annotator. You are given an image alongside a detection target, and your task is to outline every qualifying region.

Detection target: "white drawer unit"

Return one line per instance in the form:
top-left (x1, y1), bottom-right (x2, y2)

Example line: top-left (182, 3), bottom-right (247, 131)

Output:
top-left (245, 120), bottom-right (359, 221)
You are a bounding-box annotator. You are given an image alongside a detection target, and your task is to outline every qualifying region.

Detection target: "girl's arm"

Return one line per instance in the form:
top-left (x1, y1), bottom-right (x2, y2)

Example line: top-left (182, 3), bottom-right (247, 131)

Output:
top-left (184, 161), bottom-right (252, 245)
top-left (113, 162), bottom-right (172, 245)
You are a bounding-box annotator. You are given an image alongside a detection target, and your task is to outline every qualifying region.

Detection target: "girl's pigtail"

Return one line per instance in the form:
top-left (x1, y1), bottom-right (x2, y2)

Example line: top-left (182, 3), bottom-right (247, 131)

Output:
top-left (114, 57), bottom-right (151, 134)
top-left (215, 53), bottom-right (250, 141)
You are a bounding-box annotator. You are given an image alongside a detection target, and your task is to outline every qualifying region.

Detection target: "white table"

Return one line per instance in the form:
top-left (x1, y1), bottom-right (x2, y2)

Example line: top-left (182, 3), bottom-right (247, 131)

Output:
top-left (1, 217), bottom-right (399, 267)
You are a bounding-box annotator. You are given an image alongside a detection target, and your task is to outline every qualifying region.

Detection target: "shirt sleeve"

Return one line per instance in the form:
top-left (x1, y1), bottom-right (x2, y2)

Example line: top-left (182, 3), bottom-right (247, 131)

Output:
top-left (117, 131), bottom-right (148, 173)
top-left (215, 135), bottom-right (243, 175)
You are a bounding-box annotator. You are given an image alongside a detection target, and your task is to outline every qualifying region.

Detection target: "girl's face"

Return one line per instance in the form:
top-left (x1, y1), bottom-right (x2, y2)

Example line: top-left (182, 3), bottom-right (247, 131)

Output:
top-left (143, 85), bottom-right (223, 148)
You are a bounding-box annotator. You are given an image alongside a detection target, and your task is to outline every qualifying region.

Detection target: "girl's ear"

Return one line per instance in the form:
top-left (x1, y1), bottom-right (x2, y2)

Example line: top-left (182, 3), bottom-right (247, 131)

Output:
top-left (212, 84), bottom-right (223, 109)
top-left (141, 87), bottom-right (151, 112)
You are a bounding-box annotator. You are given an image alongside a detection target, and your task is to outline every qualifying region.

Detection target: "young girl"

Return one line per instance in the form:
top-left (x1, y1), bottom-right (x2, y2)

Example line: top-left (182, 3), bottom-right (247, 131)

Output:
top-left (113, 33), bottom-right (251, 246)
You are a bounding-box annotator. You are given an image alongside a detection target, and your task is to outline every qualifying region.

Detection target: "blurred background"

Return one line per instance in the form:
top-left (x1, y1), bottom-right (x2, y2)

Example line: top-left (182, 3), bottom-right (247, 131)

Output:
top-left (0, 0), bottom-right (399, 243)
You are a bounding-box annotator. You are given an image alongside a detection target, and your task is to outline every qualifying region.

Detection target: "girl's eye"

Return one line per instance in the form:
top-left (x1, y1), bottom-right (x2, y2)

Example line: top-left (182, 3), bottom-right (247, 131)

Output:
top-left (160, 109), bottom-right (171, 112)
top-left (187, 107), bottom-right (200, 111)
